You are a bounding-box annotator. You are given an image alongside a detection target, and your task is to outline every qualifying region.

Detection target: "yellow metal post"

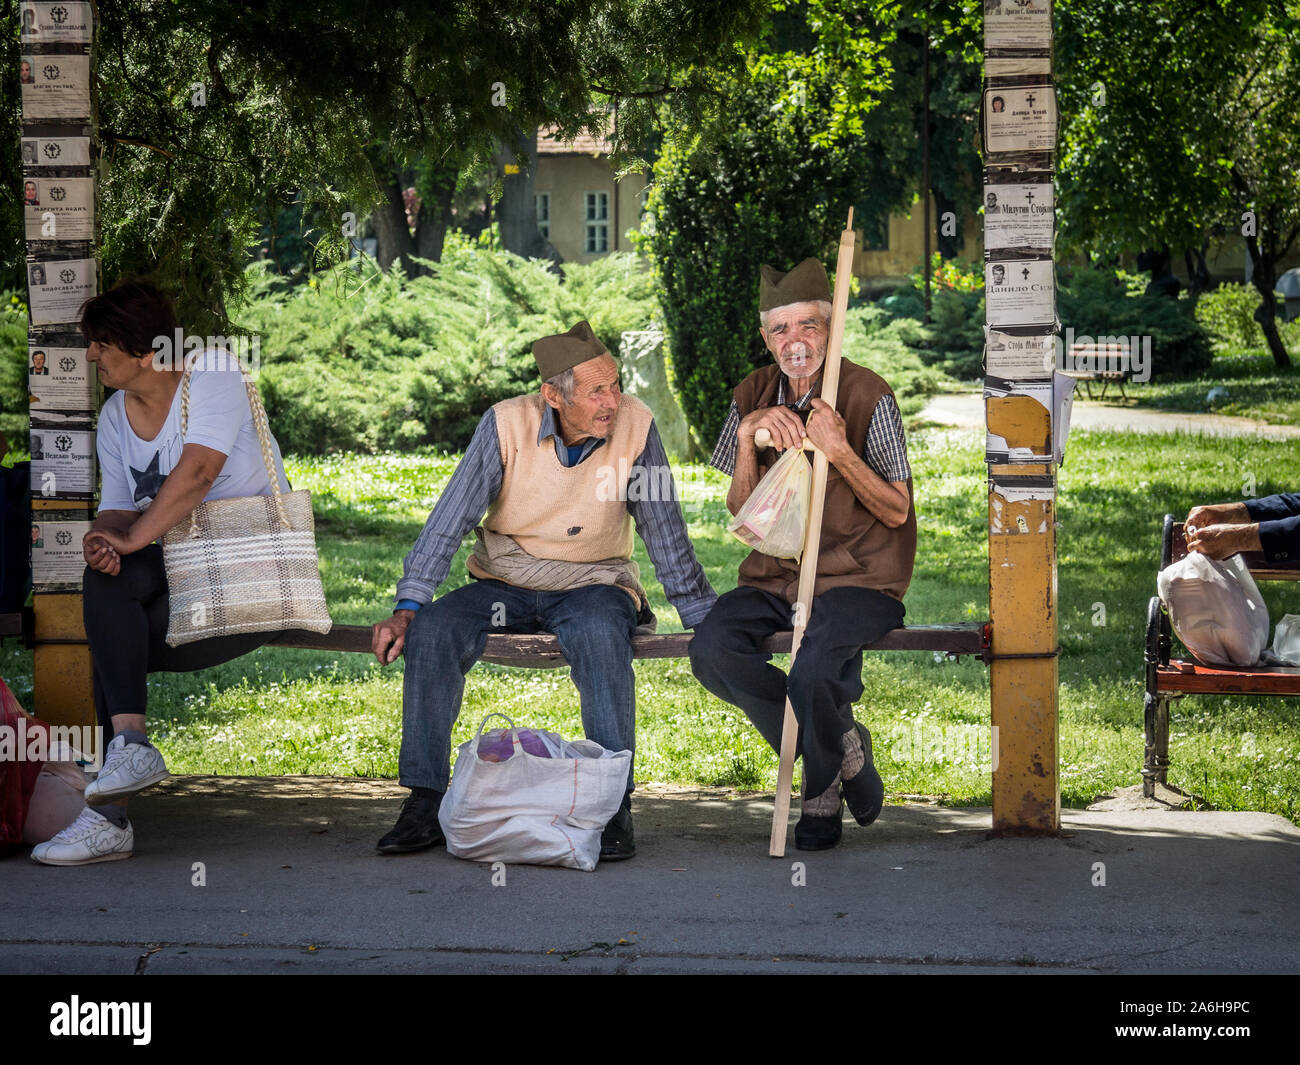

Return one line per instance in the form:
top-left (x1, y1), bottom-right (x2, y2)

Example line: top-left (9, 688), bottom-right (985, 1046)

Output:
top-left (988, 464), bottom-right (1059, 831)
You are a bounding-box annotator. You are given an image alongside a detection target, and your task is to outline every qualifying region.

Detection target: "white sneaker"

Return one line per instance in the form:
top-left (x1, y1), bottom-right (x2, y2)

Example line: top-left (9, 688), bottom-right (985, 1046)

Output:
top-left (83, 733), bottom-right (169, 804)
top-left (31, 807), bottom-right (134, 866)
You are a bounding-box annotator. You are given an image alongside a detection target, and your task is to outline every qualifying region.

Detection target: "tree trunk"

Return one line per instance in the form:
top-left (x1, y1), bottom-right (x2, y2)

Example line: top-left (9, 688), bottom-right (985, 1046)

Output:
top-left (931, 186), bottom-right (959, 260)
top-left (498, 128), bottom-right (563, 267)
top-left (369, 167), bottom-right (415, 275)
top-left (1246, 234), bottom-right (1292, 369)
top-left (1183, 240), bottom-right (1211, 299)
top-left (412, 162), bottom-right (459, 268)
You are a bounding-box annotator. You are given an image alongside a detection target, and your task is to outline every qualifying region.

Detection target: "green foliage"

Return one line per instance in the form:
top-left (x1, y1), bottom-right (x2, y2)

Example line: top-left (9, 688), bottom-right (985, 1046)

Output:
top-left (243, 247), bottom-right (659, 453)
top-left (1058, 268), bottom-right (1214, 379)
top-left (0, 293), bottom-right (28, 444)
top-left (1194, 282), bottom-right (1300, 353)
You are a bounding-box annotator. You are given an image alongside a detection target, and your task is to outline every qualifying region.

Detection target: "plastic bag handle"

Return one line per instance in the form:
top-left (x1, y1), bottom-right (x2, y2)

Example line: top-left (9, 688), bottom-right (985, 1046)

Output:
top-left (472, 711), bottom-right (522, 758)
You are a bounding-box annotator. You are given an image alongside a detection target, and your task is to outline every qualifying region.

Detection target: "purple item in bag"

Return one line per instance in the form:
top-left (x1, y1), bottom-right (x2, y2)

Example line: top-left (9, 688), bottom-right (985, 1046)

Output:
top-left (476, 728), bottom-right (553, 763)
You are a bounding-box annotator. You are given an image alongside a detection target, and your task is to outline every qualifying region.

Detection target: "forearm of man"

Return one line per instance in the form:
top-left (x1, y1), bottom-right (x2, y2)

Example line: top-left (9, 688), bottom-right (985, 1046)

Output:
top-left (121, 444), bottom-right (225, 550)
top-left (726, 442), bottom-right (761, 516)
top-left (827, 443), bottom-right (909, 528)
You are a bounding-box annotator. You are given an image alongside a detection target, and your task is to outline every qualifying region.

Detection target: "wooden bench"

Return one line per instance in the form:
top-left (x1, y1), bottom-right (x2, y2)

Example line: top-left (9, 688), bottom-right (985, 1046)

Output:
top-left (0, 609), bottom-right (32, 647)
top-left (1143, 514), bottom-right (1300, 797)
top-left (270, 622), bottom-right (992, 668)
top-left (1061, 343), bottom-right (1134, 400)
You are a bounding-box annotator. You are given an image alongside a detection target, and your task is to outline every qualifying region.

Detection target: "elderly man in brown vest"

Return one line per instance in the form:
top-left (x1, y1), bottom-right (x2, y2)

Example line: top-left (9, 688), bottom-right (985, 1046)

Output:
top-left (689, 258), bottom-right (918, 851)
top-left (370, 321), bottom-right (716, 861)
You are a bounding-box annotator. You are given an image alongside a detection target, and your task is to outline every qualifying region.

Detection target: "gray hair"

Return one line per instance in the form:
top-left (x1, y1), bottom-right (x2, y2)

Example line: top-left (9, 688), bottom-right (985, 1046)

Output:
top-left (543, 367), bottom-right (575, 402)
top-left (759, 299), bottom-right (833, 331)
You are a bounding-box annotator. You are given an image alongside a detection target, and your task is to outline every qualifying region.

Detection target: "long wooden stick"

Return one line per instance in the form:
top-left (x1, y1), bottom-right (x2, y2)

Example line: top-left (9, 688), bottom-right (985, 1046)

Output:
top-left (769, 207), bottom-right (857, 857)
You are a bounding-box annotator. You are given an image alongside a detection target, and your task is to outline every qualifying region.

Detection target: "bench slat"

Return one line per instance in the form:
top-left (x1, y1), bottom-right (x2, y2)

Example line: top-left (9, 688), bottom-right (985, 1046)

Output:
top-left (270, 622), bottom-right (989, 667)
top-left (0, 612), bottom-right (24, 639)
top-left (1157, 659), bottom-right (1300, 696)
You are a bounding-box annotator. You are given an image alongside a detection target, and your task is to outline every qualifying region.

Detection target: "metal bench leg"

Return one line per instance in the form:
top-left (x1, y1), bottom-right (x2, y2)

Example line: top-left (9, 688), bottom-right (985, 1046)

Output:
top-left (1143, 693), bottom-right (1172, 796)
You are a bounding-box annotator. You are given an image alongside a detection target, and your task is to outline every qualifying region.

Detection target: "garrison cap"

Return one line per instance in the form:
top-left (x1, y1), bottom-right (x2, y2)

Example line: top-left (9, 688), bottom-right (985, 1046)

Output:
top-left (532, 320), bottom-right (610, 380)
top-left (759, 258), bottom-right (832, 312)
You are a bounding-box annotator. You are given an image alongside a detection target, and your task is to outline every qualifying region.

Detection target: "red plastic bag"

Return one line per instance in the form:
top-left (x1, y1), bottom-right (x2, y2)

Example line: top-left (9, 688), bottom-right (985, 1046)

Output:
top-left (1, 679), bottom-right (46, 854)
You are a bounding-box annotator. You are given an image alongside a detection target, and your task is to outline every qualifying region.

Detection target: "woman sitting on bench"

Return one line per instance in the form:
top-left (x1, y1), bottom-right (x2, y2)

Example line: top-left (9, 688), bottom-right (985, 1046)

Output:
top-left (31, 282), bottom-right (292, 866)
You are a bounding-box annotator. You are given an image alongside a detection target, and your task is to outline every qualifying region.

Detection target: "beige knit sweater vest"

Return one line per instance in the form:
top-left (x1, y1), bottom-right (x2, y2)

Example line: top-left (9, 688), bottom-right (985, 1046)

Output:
top-left (475, 392), bottom-right (654, 564)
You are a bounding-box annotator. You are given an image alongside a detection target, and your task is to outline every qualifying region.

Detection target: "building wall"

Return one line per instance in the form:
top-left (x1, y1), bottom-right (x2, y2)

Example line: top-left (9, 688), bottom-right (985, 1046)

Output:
top-left (855, 200), bottom-right (983, 285)
top-left (534, 155), bottom-right (650, 264)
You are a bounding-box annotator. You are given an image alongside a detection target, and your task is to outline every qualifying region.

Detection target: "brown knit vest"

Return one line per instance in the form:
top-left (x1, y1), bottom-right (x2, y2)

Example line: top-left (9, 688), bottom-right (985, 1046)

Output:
top-left (733, 360), bottom-right (917, 603)
top-left (472, 392), bottom-right (654, 566)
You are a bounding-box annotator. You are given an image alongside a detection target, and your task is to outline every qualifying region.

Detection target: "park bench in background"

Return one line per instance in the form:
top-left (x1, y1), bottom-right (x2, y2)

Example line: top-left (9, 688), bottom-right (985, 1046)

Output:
top-left (271, 622), bottom-right (992, 668)
top-left (1060, 342), bottom-right (1133, 400)
top-left (1143, 514), bottom-right (1300, 797)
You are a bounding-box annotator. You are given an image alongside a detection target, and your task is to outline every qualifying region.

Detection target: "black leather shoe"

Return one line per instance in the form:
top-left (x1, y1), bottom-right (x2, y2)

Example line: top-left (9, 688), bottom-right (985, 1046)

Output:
top-left (376, 790), bottom-right (445, 854)
top-left (842, 721), bottom-right (885, 827)
top-left (794, 804), bottom-right (843, 851)
top-left (600, 798), bottom-right (636, 861)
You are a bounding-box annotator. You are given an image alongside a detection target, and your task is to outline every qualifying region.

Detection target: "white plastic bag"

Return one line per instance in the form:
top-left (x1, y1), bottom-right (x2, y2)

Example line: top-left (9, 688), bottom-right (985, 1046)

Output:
top-left (728, 447), bottom-right (811, 559)
top-left (1270, 614), bottom-right (1300, 666)
top-left (1157, 551), bottom-right (1269, 667)
top-left (438, 713), bottom-right (630, 871)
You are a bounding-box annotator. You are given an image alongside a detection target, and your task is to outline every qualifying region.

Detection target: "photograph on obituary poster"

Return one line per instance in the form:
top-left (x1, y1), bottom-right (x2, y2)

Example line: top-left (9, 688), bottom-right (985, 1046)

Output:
top-left (984, 83), bottom-right (1058, 153)
top-left (19, 1), bottom-right (93, 44)
top-left (983, 179), bottom-right (1054, 250)
top-left (28, 343), bottom-right (96, 412)
top-left (31, 512), bottom-right (93, 592)
top-left (985, 328), bottom-right (1056, 380)
top-left (28, 427), bottom-right (95, 496)
top-left (23, 176), bottom-right (94, 240)
top-left (984, 257), bottom-right (1055, 326)
top-left (27, 257), bottom-right (96, 326)
top-left (20, 135), bottom-right (92, 170)
top-left (18, 53), bottom-right (91, 120)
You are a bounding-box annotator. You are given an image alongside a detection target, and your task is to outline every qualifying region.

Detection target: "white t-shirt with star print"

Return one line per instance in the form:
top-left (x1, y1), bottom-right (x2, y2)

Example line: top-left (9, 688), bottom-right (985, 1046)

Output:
top-left (96, 354), bottom-right (290, 514)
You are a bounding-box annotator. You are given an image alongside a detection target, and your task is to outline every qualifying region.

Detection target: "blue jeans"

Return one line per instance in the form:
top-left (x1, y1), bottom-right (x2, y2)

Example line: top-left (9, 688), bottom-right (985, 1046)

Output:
top-left (399, 579), bottom-right (639, 793)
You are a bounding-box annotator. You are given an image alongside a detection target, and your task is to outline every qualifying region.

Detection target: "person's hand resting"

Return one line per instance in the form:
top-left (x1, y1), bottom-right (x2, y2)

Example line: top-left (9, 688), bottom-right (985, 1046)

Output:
top-left (82, 531), bottom-right (121, 576)
top-left (372, 609), bottom-right (414, 665)
top-left (1186, 521), bottom-right (1261, 559)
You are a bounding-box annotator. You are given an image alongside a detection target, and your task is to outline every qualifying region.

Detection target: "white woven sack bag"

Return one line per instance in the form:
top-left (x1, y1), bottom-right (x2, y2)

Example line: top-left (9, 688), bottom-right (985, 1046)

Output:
top-left (161, 363), bottom-right (332, 647)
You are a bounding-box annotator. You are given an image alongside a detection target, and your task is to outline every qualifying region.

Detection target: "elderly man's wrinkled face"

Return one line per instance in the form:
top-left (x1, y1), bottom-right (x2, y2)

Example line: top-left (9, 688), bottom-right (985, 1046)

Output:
top-left (544, 354), bottom-right (622, 442)
top-left (760, 301), bottom-right (830, 381)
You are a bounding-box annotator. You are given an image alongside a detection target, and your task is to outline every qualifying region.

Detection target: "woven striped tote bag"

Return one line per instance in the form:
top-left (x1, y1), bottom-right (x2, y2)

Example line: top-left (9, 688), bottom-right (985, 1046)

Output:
top-left (161, 366), bottom-right (332, 647)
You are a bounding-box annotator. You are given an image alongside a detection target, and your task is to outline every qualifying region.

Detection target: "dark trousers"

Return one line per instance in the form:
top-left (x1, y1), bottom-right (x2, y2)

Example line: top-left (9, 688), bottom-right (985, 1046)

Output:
top-left (82, 545), bottom-right (273, 741)
top-left (688, 585), bottom-right (904, 798)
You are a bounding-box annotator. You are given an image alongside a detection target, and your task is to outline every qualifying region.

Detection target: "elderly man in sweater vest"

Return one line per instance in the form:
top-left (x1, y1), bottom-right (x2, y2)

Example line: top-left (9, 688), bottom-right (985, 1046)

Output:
top-left (689, 258), bottom-right (917, 851)
top-left (371, 321), bottom-right (716, 860)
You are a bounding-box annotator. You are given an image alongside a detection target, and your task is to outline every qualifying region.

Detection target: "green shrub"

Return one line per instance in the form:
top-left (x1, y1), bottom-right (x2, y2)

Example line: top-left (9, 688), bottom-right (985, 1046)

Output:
top-left (239, 244), bottom-right (660, 454)
top-left (1058, 267), bottom-right (1212, 378)
top-left (1194, 282), bottom-right (1292, 352)
top-left (0, 292), bottom-right (28, 444)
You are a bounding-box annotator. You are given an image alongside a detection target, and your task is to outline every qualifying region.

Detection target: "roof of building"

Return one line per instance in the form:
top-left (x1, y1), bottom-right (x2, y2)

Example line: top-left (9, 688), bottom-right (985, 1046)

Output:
top-left (536, 122), bottom-right (612, 156)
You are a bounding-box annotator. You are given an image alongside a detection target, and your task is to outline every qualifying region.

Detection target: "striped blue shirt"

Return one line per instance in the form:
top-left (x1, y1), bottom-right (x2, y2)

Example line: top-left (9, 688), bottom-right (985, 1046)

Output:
top-left (395, 403), bottom-right (717, 628)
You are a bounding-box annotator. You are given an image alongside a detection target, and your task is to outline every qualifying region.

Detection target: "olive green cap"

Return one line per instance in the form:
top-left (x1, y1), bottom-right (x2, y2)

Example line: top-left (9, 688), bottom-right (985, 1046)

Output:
top-left (532, 320), bottom-right (609, 380)
top-left (759, 257), bottom-right (832, 312)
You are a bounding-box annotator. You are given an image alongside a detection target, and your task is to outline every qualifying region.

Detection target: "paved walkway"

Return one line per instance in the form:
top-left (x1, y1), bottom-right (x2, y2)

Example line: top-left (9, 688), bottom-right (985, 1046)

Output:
top-left (3, 777), bottom-right (1298, 974)
top-left (921, 392), bottom-right (1300, 439)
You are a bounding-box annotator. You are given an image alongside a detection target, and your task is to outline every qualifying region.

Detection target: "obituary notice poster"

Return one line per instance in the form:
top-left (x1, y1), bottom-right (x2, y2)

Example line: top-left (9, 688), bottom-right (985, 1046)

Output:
top-left (984, 0), bottom-right (1052, 52)
top-left (984, 83), bottom-right (1057, 153)
top-left (29, 426), bottom-right (95, 497)
top-left (985, 258), bottom-right (1055, 326)
top-left (21, 135), bottom-right (91, 169)
top-left (19, 2), bottom-right (94, 44)
top-left (28, 343), bottom-right (96, 413)
top-left (19, 53), bottom-right (91, 120)
top-left (31, 512), bottom-right (93, 592)
top-left (985, 329), bottom-right (1056, 380)
top-left (23, 176), bottom-right (94, 240)
top-left (27, 257), bottom-right (96, 326)
top-left (983, 179), bottom-right (1054, 250)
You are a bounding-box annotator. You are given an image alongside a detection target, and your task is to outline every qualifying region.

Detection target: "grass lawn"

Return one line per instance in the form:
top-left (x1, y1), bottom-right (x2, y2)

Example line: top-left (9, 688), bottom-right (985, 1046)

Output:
top-left (1129, 351), bottom-right (1300, 426)
top-left (3, 428), bottom-right (1298, 822)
